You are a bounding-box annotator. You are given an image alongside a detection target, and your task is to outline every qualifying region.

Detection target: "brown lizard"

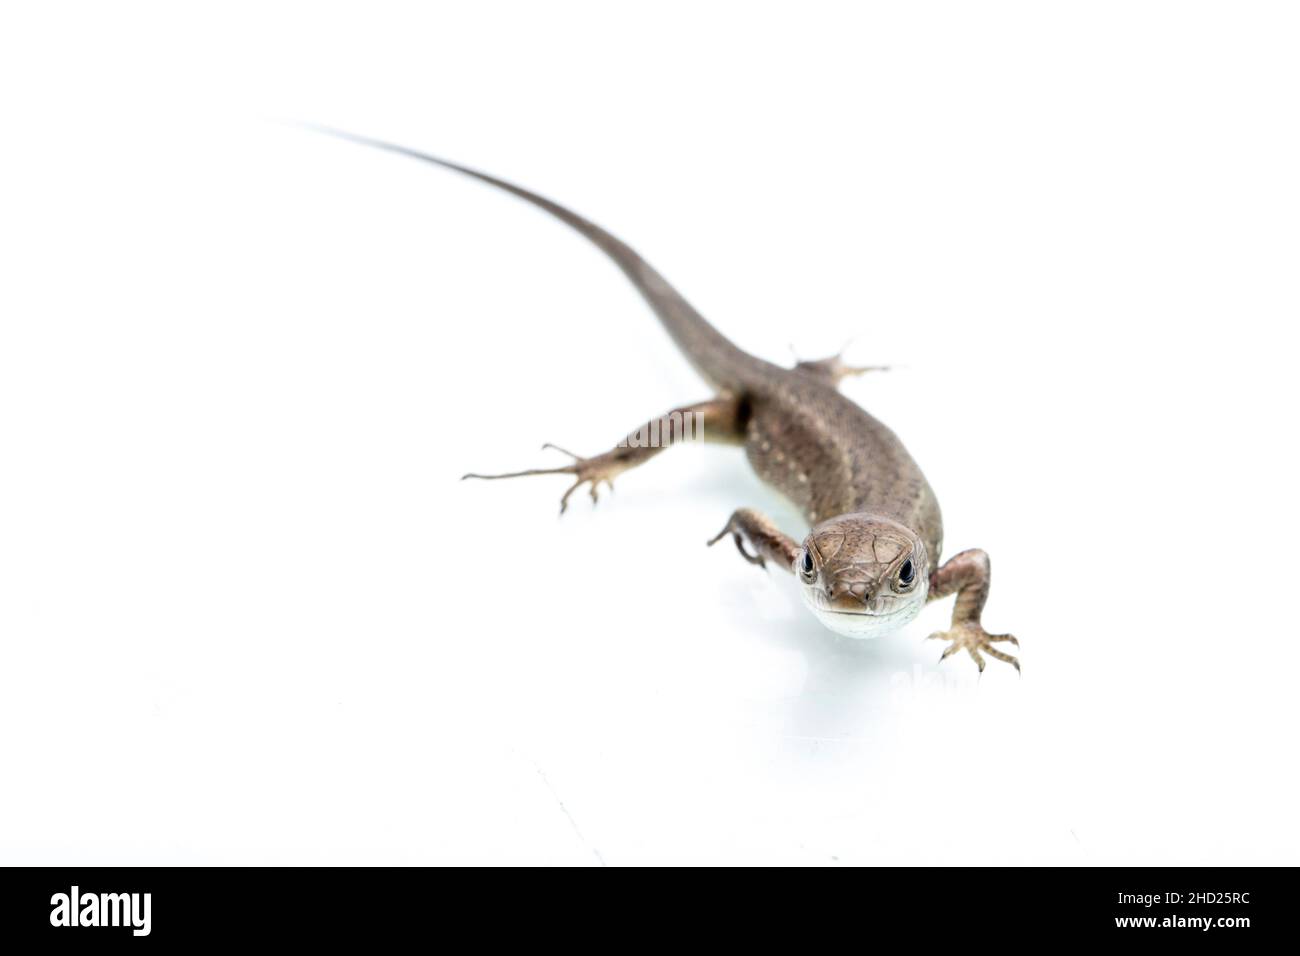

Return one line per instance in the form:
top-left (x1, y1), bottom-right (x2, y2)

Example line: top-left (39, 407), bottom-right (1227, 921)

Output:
top-left (314, 129), bottom-right (1018, 672)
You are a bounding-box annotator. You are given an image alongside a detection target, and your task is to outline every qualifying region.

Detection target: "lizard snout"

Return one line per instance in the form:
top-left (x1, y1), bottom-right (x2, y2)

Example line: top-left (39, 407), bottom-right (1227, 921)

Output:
top-left (825, 579), bottom-right (873, 610)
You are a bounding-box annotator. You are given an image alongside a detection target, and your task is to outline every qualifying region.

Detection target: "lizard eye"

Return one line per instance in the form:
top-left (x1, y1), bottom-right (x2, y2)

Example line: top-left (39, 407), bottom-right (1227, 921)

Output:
top-left (798, 549), bottom-right (815, 580)
top-left (898, 558), bottom-right (915, 587)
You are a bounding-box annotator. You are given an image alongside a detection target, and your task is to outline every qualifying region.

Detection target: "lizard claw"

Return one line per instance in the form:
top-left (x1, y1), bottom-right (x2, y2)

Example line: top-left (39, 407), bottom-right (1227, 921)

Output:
top-left (928, 621), bottom-right (1020, 673)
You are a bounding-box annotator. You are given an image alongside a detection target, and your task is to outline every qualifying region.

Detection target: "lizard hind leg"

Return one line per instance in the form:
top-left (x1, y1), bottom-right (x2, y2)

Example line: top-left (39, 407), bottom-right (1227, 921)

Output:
top-left (791, 341), bottom-right (890, 387)
top-left (461, 395), bottom-right (746, 515)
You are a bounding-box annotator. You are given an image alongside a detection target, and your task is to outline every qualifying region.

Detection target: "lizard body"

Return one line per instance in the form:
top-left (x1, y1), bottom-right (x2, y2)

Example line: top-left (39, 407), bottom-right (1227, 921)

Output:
top-left (318, 130), bottom-right (1017, 671)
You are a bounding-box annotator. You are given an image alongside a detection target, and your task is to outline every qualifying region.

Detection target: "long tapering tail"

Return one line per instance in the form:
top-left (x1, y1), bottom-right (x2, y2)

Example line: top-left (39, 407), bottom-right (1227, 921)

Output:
top-left (300, 124), bottom-right (759, 390)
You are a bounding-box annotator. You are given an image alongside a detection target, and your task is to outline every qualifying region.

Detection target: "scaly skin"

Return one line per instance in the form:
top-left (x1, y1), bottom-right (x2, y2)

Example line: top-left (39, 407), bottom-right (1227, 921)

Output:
top-left (316, 128), bottom-right (1017, 672)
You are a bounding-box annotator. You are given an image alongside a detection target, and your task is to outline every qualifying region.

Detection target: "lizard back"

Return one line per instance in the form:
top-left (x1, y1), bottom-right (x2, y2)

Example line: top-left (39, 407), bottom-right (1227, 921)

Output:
top-left (322, 130), bottom-right (942, 554)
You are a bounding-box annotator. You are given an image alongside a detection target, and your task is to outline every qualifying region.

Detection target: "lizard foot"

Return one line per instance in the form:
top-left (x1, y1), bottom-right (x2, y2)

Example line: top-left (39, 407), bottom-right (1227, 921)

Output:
top-left (927, 621), bottom-right (1020, 673)
top-left (791, 340), bottom-right (891, 385)
top-left (462, 443), bottom-right (621, 515)
top-left (705, 513), bottom-right (768, 568)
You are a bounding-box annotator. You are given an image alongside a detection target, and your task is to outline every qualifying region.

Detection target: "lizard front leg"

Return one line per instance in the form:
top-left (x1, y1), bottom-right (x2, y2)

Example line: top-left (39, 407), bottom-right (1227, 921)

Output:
top-left (462, 395), bottom-right (745, 514)
top-left (926, 549), bottom-right (1019, 672)
top-left (706, 507), bottom-right (800, 570)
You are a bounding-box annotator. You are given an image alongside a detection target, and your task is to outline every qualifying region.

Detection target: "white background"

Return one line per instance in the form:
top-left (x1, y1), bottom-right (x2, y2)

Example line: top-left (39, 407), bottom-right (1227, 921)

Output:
top-left (1, 2), bottom-right (1297, 865)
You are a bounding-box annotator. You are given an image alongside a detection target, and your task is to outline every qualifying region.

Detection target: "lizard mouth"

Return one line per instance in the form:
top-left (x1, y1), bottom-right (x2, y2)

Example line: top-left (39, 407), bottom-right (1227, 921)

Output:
top-left (806, 594), bottom-right (910, 617)
top-left (819, 605), bottom-right (911, 619)
top-left (801, 587), bottom-right (925, 638)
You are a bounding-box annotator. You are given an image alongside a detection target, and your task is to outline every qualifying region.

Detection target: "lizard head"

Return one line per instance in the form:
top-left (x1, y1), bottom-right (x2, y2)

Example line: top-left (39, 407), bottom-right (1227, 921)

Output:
top-left (794, 513), bottom-right (930, 639)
